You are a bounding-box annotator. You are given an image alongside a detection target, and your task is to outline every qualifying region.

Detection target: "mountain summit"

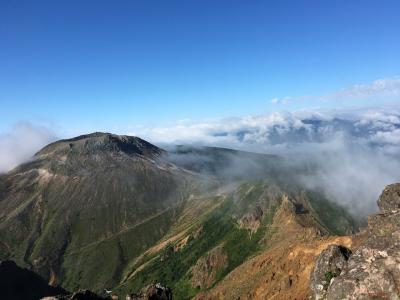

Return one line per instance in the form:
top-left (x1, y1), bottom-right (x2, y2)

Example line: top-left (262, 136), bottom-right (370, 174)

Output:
top-left (36, 132), bottom-right (164, 158)
top-left (0, 133), bottom-right (195, 292)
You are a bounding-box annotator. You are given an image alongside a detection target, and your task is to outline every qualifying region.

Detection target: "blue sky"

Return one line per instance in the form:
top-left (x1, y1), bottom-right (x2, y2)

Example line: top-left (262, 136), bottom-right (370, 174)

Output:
top-left (1, 0), bottom-right (399, 133)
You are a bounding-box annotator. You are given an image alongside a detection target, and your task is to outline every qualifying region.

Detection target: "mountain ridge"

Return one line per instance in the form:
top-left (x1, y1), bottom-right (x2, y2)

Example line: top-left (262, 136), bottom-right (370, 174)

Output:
top-left (0, 132), bottom-right (364, 299)
top-left (35, 132), bottom-right (165, 158)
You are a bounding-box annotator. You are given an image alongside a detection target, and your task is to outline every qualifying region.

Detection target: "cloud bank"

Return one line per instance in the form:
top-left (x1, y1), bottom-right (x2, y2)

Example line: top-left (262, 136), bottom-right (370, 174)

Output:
top-left (136, 107), bottom-right (400, 153)
top-left (136, 106), bottom-right (400, 215)
top-left (0, 123), bottom-right (57, 173)
top-left (1, 105), bottom-right (399, 216)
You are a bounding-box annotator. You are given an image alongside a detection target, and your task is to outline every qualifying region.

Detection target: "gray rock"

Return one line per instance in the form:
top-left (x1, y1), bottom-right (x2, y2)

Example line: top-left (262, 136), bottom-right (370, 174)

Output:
top-left (310, 245), bottom-right (352, 300)
top-left (378, 183), bottom-right (400, 212)
top-left (312, 183), bottom-right (400, 299)
top-left (127, 283), bottom-right (172, 300)
top-left (325, 210), bottom-right (400, 300)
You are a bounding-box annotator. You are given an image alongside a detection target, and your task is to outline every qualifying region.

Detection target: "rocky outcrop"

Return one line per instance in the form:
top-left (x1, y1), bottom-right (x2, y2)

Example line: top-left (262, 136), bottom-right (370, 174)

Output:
top-left (190, 246), bottom-right (228, 289)
top-left (311, 183), bottom-right (400, 299)
top-left (378, 183), bottom-right (400, 212)
top-left (310, 245), bottom-right (352, 299)
top-left (238, 204), bottom-right (264, 233)
top-left (0, 260), bottom-right (67, 300)
top-left (127, 283), bottom-right (172, 300)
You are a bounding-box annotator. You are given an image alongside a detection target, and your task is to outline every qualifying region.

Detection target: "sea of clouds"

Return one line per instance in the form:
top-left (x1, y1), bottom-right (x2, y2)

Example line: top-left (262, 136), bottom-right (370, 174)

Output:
top-left (137, 107), bottom-right (400, 214)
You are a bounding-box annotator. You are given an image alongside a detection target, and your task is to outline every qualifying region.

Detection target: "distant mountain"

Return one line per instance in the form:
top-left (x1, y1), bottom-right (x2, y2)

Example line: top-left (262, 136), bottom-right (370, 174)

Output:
top-left (0, 132), bottom-right (199, 292)
top-left (36, 132), bottom-right (165, 157)
top-left (166, 145), bottom-right (283, 180)
top-left (0, 133), bottom-right (362, 299)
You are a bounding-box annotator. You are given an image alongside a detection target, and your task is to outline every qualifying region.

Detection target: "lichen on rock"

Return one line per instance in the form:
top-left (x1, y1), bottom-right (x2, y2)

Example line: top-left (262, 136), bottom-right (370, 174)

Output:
top-left (378, 183), bottom-right (400, 212)
top-left (310, 245), bottom-right (352, 300)
top-left (311, 183), bottom-right (400, 300)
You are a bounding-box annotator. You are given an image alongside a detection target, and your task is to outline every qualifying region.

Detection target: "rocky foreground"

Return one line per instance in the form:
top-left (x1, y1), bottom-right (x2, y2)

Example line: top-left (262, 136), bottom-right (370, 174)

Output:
top-left (310, 183), bottom-right (400, 299)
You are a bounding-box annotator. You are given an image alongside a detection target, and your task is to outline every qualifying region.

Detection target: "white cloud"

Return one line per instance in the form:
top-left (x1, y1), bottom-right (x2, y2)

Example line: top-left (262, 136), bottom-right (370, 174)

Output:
top-left (135, 107), bottom-right (400, 152)
top-left (331, 78), bottom-right (400, 100)
top-left (270, 97), bottom-right (292, 105)
top-left (133, 107), bottom-right (400, 215)
top-left (0, 123), bottom-right (57, 173)
top-left (270, 77), bottom-right (400, 105)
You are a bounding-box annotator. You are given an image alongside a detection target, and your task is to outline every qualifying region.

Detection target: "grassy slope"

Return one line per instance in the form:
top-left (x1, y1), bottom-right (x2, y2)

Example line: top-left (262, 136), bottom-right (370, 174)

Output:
top-left (114, 182), bottom-right (280, 299)
top-left (305, 191), bottom-right (362, 235)
top-left (0, 152), bottom-right (199, 293)
top-left (114, 181), bottom-right (362, 299)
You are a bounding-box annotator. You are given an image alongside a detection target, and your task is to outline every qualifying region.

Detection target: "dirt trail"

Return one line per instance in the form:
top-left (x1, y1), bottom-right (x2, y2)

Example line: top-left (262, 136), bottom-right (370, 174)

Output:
top-left (64, 208), bottom-right (171, 256)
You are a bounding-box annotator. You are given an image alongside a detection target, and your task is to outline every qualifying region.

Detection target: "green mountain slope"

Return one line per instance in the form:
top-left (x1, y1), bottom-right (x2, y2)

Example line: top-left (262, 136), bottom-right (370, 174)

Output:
top-left (0, 133), bottom-right (362, 298)
top-left (0, 133), bottom-right (206, 291)
top-left (114, 180), bottom-right (360, 299)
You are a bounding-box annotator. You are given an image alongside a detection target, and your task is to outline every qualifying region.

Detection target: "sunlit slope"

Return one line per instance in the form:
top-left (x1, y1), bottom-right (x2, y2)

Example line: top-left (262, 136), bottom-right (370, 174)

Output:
top-left (115, 180), bottom-right (360, 299)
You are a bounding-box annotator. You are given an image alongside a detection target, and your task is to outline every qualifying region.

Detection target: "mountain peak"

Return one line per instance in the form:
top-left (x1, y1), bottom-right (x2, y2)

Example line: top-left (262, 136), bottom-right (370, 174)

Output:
top-left (36, 132), bottom-right (164, 157)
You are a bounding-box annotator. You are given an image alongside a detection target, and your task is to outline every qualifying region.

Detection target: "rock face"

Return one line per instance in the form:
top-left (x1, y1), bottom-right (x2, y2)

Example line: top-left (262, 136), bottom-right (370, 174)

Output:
top-left (311, 183), bottom-right (400, 299)
top-left (378, 183), bottom-right (400, 212)
top-left (190, 246), bottom-right (228, 289)
top-left (310, 245), bottom-right (352, 299)
top-left (238, 204), bottom-right (264, 233)
top-left (0, 260), bottom-right (67, 300)
top-left (127, 283), bottom-right (172, 300)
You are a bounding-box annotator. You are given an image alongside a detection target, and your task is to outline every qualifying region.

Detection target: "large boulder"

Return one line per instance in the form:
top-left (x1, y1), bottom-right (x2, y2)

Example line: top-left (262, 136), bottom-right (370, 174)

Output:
top-left (310, 245), bottom-right (352, 300)
top-left (326, 208), bottom-right (400, 300)
top-left (127, 283), bottom-right (172, 300)
top-left (378, 183), bottom-right (400, 212)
